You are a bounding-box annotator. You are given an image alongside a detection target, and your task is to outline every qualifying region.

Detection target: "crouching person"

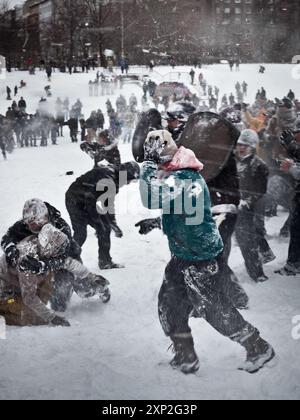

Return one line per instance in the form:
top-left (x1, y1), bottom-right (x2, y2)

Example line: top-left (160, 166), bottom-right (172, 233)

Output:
top-left (1, 198), bottom-right (82, 312)
top-left (140, 130), bottom-right (275, 374)
top-left (0, 224), bottom-right (110, 327)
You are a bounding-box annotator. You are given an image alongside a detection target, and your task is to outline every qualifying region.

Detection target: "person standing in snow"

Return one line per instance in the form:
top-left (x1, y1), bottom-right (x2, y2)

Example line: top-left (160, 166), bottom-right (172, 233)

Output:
top-left (18, 97), bottom-right (27, 113)
top-left (64, 111), bottom-right (79, 143)
top-left (276, 130), bottom-right (300, 275)
top-left (139, 129), bottom-right (275, 374)
top-left (229, 93), bottom-right (235, 106)
top-left (242, 81), bottom-right (248, 97)
top-left (65, 162), bottom-right (140, 270)
top-left (6, 86), bottom-right (11, 100)
top-left (189, 68), bottom-right (195, 85)
top-left (0, 136), bottom-right (6, 160)
top-left (235, 129), bottom-right (274, 283)
top-left (287, 90), bottom-right (295, 102)
top-left (45, 64), bottom-right (52, 82)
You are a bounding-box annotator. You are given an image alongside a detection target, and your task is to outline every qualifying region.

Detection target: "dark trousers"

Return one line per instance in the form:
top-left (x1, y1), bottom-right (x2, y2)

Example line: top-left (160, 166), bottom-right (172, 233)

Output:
top-left (235, 208), bottom-right (265, 281)
top-left (287, 195), bottom-right (300, 266)
top-left (70, 129), bottom-right (78, 143)
top-left (66, 195), bottom-right (112, 265)
top-left (158, 257), bottom-right (257, 343)
top-left (217, 213), bottom-right (249, 308)
top-left (255, 212), bottom-right (272, 254)
top-left (0, 142), bottom-right (6, 159)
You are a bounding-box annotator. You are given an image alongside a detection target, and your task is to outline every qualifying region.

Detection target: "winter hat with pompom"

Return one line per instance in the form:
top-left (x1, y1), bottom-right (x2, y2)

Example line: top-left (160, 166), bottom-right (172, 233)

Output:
top-left (237, 129), bottom-right (259, 149)
top-left (23, 199), bottom-right (49, 225)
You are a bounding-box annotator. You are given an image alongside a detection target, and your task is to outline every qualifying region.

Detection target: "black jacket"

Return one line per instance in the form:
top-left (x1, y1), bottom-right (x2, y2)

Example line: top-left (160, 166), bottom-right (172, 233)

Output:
top-left (237, 154), bottom-right (269, 209)
top-left (286, 142), bottom-right (300, 194)
top-left (208, 153), bottom-right (240, 207)
top-left (66, 167), bottom-right (119, 228)
top-left (1, 203), bottom-right (80, 267)
top-left (66, 166), bottom-right (119, 205)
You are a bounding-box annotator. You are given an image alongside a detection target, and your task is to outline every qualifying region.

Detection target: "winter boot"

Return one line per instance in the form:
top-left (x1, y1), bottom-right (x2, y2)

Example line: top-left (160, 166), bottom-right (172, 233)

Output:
top-left (275, 263), bottom-right (300, 276)
top-left (99, 261), bottom-right (125, 270)
top-left (92, 274), bottom-right (111, 303)
top-left (256, 275), bottom-right (269, 283)
top-left (239, 332), bottom-right (275, 374)
top-left (169, 333), bottom-right (200, 375)
top-left (260, 249), bottom-right (276, 264)
top-left (76, 274), bottom-right (110, 301)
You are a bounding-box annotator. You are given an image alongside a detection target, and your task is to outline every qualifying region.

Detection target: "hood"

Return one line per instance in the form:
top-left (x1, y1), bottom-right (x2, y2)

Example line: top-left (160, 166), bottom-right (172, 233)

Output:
top-left (161, 146), bottom-right (204, 172)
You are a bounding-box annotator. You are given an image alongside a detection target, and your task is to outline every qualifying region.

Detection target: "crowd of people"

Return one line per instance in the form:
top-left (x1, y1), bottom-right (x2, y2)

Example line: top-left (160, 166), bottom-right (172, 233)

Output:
top-left (1, 63), bottom-right (300, 377)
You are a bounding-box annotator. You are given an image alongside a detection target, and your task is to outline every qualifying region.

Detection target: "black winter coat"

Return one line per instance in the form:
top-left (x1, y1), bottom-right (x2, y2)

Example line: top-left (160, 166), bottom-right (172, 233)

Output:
top-left (66, 167), bottom-right (119, 205)
top-left (286, 142), bottom-right (300, 194)
top-left (237, 154), bottom-right (269, 209)
top-left (1, 203), bottom-right (80, 264)
top-left (208, 153), bottom-right (240, 207)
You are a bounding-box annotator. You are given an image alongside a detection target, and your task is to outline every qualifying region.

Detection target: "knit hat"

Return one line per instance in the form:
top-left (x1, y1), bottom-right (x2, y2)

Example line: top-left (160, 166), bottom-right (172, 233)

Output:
top-left (23, 199), bottom-right (49, 226)
top-left (237, 129), bottom-right (259, 148)
top-left (38, 224), bottom-right (69, 258)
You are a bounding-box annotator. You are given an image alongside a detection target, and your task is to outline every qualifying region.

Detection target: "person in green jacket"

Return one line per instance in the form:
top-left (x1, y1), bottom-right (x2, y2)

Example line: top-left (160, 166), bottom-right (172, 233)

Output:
top-left (139, 129), bottom-right (275, 375)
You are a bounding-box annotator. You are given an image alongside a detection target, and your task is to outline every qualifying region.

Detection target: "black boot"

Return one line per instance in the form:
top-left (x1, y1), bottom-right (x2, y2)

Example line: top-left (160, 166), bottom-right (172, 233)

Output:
top-left (99, 260), bottom-right (125, 270)
top-left (239, 331), bottom-right (275, 374)
top-left (170, 333), bottom-right (200, 374)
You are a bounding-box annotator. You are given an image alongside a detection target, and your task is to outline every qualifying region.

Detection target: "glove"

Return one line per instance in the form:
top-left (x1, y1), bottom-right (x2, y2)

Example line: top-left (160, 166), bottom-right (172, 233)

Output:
top-left (144, 136), bottom-right (165, 164)
top-left (18, 256), bottom-right (46, 275)
top-left (113, 226), bottom-right (123, 238)
top-left (5, 245), bottom-right (19, 268)
top-left (280, 129), bottom-right (295, 149)
top-left (44, 256), bottom-right (66, 272)
top-left (51, 315), bottom-right (70, 327)
top-left (135, 218), bottom-right (161, 235)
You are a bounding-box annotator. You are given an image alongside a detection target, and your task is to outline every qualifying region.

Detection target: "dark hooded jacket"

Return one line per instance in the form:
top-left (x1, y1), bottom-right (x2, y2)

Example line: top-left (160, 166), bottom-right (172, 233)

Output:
top-left (1, 203), bottom-right (80, 267)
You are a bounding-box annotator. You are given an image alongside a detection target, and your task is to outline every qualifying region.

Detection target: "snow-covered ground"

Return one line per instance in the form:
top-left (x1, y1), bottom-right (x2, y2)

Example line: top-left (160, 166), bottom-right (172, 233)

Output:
top-left (0, 64), bottom-right (300, 400)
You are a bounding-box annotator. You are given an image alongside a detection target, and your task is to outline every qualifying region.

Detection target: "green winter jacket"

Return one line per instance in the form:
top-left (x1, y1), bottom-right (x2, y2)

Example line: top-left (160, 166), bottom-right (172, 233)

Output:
top-left (140, 161), bottom-right (224, 262)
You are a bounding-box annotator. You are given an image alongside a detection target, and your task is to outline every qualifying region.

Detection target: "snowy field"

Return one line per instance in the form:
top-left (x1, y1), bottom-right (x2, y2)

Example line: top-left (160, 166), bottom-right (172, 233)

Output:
top-left (0, 64), bottom-right (300, 400)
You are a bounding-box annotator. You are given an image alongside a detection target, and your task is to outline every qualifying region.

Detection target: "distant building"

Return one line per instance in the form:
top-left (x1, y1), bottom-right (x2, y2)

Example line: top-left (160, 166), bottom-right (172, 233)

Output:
top-left (1, 0), bottom-right (300, 64)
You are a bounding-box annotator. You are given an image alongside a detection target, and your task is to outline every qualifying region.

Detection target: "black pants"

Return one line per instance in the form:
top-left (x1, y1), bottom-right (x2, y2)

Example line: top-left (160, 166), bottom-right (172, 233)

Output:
top-left (158, 257), bottom-right (257, 343)
top-left (217, 213), bottom-right (249, 308)
top-left (66, 195), bottom-right (112, 265)
top-left (235, 208), bottom-right (265, 281)
top-left (0, 142), bottom-right (6, 159)
top-left (254, 212), bottom-right (272, 254)
top-left (287, 194), bottom-right (300, 266)
top-left (70, 129), bottom-right (78, 143)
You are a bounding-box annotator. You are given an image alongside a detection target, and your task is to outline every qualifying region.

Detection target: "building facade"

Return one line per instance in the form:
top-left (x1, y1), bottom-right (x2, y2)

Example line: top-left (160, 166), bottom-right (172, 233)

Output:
top-left (1, 0), bottom-right (299, 65)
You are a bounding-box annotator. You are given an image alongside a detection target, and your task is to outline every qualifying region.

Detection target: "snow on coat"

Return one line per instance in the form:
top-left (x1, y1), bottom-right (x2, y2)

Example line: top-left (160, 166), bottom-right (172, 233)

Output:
top-left (140, 147), bottom-right (223, 262)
